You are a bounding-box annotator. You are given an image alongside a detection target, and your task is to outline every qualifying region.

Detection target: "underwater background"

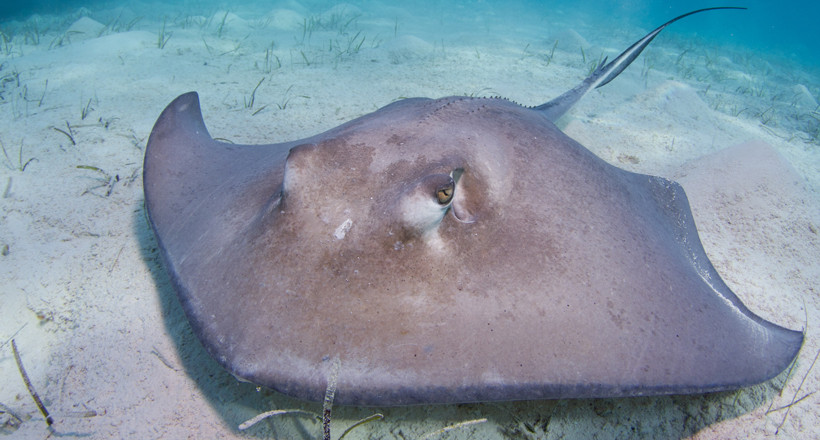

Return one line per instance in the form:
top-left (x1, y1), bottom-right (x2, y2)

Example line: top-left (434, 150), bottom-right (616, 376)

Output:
top-left (1, 0), bottom-right (818, 438)
top-left (2, 0), bottom-right (819, 69)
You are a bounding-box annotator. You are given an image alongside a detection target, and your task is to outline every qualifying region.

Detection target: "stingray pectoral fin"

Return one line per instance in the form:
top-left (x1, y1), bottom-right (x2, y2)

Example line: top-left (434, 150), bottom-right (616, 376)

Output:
top-left (143, 92), bottom-right (295, 344)
top-left (144, 92), bottom-right (297, 237)
top-left (146, 92), bottom-right (278, 253)
top-left (636, 172), bottom-right (804, 388)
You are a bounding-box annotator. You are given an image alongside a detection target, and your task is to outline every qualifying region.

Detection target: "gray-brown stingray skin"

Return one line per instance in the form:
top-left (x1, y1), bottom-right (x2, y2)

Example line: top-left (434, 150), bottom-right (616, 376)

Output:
top-left (144, 92), bottom-right (802, 406)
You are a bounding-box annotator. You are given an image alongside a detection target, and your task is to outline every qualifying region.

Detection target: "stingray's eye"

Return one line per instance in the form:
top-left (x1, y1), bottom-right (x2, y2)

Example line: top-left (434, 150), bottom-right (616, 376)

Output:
top-left (436, 182), bottom-right (454, 205)
top-left (398, 173), bottom-right (456, 233)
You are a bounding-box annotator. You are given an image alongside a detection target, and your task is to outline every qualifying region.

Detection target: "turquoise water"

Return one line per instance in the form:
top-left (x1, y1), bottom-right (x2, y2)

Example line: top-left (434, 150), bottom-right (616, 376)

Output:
top-left (564, 1), bottom-right (818, 69)
top-left (1, 1), bottom-right (817, 68)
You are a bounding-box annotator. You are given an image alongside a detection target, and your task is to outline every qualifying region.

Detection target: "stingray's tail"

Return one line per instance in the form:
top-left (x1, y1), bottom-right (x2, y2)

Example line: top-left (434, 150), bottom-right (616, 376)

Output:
top-left (535, 7), bottom-right (746, 122)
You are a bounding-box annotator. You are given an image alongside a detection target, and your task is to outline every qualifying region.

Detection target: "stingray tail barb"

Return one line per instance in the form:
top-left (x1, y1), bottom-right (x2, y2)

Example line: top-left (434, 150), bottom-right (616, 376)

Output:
top-left (535, 7), bottom-right (746, 122)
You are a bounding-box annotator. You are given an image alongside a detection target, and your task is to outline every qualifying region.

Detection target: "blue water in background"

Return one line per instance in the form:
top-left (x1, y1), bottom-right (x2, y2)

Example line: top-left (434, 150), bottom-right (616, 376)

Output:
top-left (1, 0), bottom-right (817, 70)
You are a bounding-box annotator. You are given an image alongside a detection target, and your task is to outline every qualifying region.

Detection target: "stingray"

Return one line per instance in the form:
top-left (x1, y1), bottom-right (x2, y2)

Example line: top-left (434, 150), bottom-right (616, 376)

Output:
top-left (143, 8), bottom-right (802, 406)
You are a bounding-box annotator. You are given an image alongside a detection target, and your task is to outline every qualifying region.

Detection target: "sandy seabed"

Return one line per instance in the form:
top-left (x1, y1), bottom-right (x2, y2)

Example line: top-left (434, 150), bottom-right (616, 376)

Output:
top-left (1, 2), bottom-right (818, 439)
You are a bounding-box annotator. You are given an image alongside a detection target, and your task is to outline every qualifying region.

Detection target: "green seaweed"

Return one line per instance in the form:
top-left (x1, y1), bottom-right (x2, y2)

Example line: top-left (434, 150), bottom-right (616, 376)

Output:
top-left (216, 11), bottom-right (229, 38)
top-left (1, 138), bottom-right (37, 172)
top-left (243, 77), bottom-right (265, 109)
top-left (81, 97), bottom-right (94, 120)
top-left (52, 122), bottom-right (76, 146)
top-left (157, 17), bottom-right (172, 49)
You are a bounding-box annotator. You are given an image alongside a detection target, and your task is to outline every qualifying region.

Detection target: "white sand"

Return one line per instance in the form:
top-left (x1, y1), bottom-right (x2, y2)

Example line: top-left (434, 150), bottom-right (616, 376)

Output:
top-left (1, 3), bottom-right (818, 439)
